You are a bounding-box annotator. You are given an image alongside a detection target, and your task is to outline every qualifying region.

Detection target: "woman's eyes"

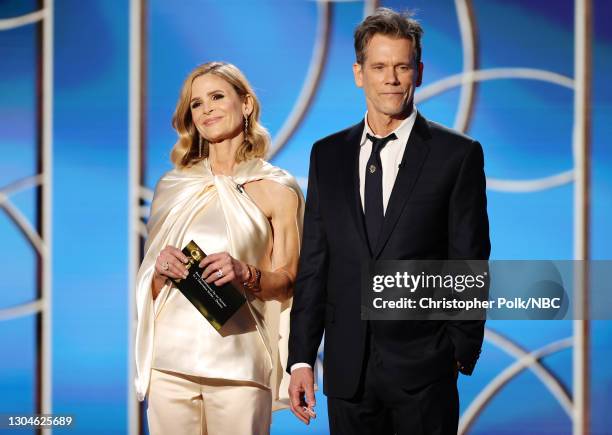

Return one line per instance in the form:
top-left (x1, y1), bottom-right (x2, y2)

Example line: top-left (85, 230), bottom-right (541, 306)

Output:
top-left (191, 94), bottom-right (224, 109)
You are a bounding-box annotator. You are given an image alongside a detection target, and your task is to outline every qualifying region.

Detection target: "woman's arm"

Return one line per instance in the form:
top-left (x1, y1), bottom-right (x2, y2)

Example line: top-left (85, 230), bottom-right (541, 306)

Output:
top-left (152, 274), bottom-right (166, 300)
top-left (255, 179), bottom-right (301, 301)
top-left (199, 179), bottom-right (301, 301)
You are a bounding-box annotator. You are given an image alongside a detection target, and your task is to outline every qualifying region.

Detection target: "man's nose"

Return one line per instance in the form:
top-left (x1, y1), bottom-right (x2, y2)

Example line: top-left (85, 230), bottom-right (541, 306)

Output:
top-left (384, 67), bottom-right (400, 85)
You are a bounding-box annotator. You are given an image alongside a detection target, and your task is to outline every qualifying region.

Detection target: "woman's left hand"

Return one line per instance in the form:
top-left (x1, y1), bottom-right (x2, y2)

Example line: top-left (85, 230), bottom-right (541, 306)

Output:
top-left (199, 252), bottom-right (249, 287)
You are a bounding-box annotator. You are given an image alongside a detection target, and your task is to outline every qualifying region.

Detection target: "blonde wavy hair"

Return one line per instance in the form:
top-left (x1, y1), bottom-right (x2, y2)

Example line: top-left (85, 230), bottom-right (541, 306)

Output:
top-left (170, 62), bottom-right (270, 168)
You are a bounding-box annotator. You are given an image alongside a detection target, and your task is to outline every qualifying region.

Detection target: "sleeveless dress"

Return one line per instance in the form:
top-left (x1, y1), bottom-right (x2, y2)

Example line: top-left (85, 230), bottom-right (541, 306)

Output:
top-left (134, 158), bottom-right (304, 410)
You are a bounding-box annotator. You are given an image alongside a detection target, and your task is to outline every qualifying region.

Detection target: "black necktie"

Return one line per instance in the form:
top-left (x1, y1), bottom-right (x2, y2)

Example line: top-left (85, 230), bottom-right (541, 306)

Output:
top-left (364, 132), bottom-right (397, 251)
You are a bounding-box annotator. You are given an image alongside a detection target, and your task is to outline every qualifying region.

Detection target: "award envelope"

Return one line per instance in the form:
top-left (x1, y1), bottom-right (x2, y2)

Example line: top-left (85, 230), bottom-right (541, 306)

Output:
top-left (171, 240), bottom-right (246, 331)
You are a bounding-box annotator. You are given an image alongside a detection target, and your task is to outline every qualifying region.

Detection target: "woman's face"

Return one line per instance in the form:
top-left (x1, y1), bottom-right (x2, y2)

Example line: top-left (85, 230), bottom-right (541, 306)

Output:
top-left (189, 73), bottom-right (250, 144)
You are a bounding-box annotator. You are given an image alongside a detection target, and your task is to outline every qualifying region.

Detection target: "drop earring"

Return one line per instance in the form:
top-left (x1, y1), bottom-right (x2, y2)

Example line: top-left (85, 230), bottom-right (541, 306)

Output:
top-left (198, 135), bottom-right (203, 158)
top-left (243, 115), bottom-right (249, 135)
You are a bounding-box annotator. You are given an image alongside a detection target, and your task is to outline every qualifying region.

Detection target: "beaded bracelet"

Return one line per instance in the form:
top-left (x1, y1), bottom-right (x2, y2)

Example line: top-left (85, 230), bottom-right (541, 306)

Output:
top-left (243, 264), bottom-right (262, 293)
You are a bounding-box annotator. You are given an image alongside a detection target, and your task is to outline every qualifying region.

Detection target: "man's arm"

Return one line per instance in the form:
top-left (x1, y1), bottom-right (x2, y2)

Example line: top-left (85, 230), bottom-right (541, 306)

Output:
top-left (288, 142), bottom-right (329, 424)
top-left (288, 141), bottom-right (329, 369)
top-left (447, 140), bottom-right (490, 375)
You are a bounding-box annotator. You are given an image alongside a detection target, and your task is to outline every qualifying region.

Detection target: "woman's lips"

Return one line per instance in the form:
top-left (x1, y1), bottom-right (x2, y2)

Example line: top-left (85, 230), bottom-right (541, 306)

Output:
top-left (203, 116), bottom-right (222, 126)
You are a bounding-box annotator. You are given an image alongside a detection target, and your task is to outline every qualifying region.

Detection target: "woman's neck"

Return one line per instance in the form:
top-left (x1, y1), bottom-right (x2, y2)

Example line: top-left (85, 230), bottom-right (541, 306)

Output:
top-left (208, 133), bottom-right (244, 175)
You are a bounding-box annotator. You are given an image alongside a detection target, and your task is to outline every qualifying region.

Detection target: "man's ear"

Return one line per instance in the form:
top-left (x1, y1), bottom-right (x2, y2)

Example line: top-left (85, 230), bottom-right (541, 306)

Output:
top-left (416, 62), bottom-right (424, 87)
top-left (353, 62), bottom-right (363, 88)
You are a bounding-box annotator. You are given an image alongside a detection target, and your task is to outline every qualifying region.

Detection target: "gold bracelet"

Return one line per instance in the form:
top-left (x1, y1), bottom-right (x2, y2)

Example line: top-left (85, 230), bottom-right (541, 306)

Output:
top-left (243, 264), bottom-right (262, 292)
top-left (242, 264), bottom-right (253, 286)
top-left (251, 268), bottom-right (262, 293)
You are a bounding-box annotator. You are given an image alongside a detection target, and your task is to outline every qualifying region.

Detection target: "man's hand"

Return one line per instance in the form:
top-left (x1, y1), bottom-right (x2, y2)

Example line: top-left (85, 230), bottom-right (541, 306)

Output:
top-left (288, 367), bottom-right (316, 425)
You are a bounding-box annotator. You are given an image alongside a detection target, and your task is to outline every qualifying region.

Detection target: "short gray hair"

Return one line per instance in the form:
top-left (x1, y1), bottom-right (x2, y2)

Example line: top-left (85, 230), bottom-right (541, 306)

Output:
top-left (354, 7), bottom-right (424, 65)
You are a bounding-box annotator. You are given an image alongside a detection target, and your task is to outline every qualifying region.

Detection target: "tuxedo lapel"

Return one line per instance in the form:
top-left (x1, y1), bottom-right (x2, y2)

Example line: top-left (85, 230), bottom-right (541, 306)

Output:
top-left (373, 113), bottom-right (431, 258)
top-left (342, 121), bottom-right (370, 254)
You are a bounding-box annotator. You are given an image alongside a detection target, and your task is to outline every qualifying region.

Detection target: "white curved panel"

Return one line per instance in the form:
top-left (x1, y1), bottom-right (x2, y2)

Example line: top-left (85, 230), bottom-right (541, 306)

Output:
top-left (459, 335), bottom-right (573, 434)
top-left (487, 170), bottom-right (574, 193)
top-left (0, 9), bottom-right (47, 31)
top-left (0, 175), bottom-right (44, 198)
top-left (0, 193), bottom-right (47, 256)
top-left (453, 0), bottom-right (478, 133)
top-left (269, 0), bottom-right (331, 158)
top-left (417, 68), bottom-right (574, 103)
top-left (0, 300), bottom-right (44, 321)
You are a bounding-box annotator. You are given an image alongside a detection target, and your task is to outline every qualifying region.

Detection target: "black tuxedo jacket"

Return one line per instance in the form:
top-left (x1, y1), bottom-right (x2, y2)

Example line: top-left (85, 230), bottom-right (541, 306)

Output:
top-left (288, 113), bottom-right (491, 398)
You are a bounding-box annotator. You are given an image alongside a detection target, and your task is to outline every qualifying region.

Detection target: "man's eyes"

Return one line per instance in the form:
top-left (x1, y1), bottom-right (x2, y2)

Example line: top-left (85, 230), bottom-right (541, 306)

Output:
top-left (370, 65), bottom-right (410, 71)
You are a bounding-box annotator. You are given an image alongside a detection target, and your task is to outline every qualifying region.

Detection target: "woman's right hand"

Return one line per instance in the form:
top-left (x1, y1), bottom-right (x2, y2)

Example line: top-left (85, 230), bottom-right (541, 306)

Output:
top-left (154, 246), bottom-right (190, 281)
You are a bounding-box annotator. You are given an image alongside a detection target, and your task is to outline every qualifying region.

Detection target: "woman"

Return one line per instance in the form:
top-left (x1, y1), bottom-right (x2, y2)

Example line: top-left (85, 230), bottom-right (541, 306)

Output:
top-left (134, 62), bottom-right (304, 435)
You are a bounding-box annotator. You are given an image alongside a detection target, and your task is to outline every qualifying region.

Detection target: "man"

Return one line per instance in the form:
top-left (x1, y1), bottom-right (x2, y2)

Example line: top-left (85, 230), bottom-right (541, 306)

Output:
top-left (287, 7), bottom-right (490, 435)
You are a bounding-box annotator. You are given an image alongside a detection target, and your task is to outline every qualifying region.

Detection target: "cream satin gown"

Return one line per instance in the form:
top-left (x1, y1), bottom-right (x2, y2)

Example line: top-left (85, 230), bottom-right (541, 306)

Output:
top-left (134, 157), bottom-right (304, 411)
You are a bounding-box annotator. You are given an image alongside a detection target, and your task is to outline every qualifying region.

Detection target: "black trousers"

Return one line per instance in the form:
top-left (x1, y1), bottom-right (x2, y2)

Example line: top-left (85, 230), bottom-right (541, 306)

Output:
top-left (327, 329), bottom-right (459, 435)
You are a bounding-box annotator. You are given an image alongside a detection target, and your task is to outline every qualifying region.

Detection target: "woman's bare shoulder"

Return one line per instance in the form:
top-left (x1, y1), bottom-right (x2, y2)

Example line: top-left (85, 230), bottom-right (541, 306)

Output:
top-left (244, 178), bottom-right (299, 219)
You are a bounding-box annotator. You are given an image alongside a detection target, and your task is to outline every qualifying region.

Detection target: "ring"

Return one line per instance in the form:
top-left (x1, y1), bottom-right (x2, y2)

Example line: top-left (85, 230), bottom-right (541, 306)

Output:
top-left (216, 269), bottom-right (223, 278)
top-left (161, 261), bottom-right (169, 271)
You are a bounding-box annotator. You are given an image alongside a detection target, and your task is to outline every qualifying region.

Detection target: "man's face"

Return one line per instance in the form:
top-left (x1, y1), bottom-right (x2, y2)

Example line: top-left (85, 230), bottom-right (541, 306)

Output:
top-left (353, 34), bottom-right (423, 118)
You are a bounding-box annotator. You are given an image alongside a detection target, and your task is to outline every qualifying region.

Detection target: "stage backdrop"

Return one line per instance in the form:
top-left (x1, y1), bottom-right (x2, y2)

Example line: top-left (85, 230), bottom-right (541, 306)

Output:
top-left (0, 0), bottom-right (611, 434)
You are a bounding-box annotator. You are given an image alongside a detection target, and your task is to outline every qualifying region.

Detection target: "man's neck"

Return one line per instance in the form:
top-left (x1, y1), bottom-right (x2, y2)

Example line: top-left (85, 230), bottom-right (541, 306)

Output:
top-left (366, 105), bottom-right (414, 137)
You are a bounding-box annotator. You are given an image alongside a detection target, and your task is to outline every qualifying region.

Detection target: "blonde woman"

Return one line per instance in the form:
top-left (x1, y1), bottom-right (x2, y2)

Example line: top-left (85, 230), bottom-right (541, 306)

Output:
top-left (134, 62), bottom-right (304, 435)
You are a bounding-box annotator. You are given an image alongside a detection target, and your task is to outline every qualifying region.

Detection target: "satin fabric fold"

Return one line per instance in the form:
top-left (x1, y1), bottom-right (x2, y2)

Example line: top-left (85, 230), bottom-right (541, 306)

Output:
top-left (134, 158), bottom-right (304, 411)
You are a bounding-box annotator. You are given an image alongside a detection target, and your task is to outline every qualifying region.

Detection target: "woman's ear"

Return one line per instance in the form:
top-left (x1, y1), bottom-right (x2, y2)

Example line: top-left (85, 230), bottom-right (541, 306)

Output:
top-left (243, 94), bottom-right (254, 117)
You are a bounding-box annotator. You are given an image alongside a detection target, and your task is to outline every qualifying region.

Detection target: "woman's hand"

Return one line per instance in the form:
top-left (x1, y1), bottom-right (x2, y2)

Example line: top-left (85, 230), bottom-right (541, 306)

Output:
top-left (155, 246), bottom-right (190, 281)
top-left (199, 252), bottom-right (249, 287)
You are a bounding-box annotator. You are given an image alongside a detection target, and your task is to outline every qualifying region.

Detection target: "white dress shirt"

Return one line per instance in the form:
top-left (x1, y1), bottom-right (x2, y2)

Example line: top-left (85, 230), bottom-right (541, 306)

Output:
top-left (359, 106), bottom-right (418, 213)
top-left (290, 106), bottom-right (419, 374)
